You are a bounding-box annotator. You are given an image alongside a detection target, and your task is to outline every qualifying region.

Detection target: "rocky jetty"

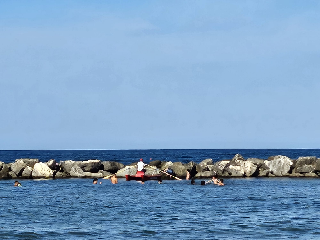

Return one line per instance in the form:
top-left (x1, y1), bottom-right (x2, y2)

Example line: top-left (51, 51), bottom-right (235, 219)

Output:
top-left (1, 154), bottom-right (320, 180)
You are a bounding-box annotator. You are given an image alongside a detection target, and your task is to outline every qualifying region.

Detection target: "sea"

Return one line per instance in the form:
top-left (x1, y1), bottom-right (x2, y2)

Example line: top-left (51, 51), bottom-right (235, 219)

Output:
top-left (1, 149), bottom-right (320, 240)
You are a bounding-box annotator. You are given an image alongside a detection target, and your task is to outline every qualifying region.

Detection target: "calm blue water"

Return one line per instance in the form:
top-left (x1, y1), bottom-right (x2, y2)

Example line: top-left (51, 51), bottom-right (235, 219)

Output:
top-left (1, 149), bottom-right (320, 165)
top-left (1, 178), bottom-right (320, 239)
top-left (2, 149), bottom-right (320, 239)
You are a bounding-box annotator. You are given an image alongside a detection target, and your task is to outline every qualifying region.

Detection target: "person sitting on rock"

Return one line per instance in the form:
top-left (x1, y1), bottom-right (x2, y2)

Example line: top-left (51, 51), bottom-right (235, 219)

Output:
top-left (14, 181), bottom-right (21, 187)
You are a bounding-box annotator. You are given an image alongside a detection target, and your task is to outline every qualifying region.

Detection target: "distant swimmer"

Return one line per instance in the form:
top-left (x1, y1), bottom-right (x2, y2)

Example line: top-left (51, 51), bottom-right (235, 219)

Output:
top-left (93, 178), bottom-right (98, 184)
top-left (205, 175), bottom-right (219, 185)
top-left (14, 181), bottom-right (21, 187)
top-left (217, 179), bottom-right (224, 186)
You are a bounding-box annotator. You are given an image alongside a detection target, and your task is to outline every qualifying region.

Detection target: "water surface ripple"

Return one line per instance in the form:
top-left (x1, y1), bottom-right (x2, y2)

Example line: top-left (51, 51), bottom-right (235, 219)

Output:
top-left (1, 178), bottom-right (320, 239)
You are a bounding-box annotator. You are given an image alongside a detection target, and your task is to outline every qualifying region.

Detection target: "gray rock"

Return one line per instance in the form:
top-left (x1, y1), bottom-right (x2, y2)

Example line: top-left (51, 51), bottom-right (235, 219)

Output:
top-left (98, 170), bottom-right (113, 177)
top-left (15, 158), bottom-right (39, 168)
top-left (170, 162), bottom-right (188, 178)
top-left (294, 156), bottom-right (317, 173)
top-left (243, 161), bottom-right (258, 177)
top-left (21, 166), bottom-right (33, 178)
top-left (32, 162), bottom-right (54, 178)
top-left (149, 160), bottom-right (162, 168)
top-left (55, 171), bottom-right (69, 179)
top-left (11, 160), bottom-right (27, 176)
top-left (8, 171), bottom-right (18, 179)
top-left (264, 155), bottom-right (293, 176)
top-left (78, 160), bottom-right (102, 173)
top-left (197, 159), bottom-right (213, 172)
top-left (60, 160), bottom-right (77, 174)
top-left (69, 165), bottom-right (85, 177)
top-left (225, 164), bottom-right (245, 177)
top-left (195, 171), bottom-right (217, 178)
top-left (101, 161), bottom-right (125, 174)
top-left (0, 162), bottom-right (10, 179)
top-left (231, 154), bottom-right (245, 163)
top-left (116, 166), bottom-right (137, 177)
top-left (305, 172), bottom-right (318, 177)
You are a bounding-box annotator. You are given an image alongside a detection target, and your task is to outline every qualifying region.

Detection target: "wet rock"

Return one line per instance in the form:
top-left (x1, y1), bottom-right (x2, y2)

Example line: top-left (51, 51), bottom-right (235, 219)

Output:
top-left (101, 161), bottom-right (125, 174)
top-left (264, 156), bottom-right (293, 176)
top-left (55, 171), bottom-right (69, 179)
top-left (32, 162), bottom-right (54, 178)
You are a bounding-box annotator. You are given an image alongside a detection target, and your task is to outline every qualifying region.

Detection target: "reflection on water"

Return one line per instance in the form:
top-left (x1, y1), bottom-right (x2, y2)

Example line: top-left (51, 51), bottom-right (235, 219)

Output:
top-left (1, 178), bottom-right (320, 239)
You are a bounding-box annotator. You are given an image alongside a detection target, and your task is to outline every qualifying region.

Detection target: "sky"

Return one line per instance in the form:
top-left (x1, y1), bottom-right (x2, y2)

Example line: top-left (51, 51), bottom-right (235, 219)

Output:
top-left (1, 0), bottom-right (320, 149)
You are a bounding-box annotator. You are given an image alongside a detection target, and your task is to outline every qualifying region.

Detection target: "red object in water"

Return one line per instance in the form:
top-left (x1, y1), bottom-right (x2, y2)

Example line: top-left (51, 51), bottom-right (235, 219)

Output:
top-left (125, 171), bottom-right (162, 182)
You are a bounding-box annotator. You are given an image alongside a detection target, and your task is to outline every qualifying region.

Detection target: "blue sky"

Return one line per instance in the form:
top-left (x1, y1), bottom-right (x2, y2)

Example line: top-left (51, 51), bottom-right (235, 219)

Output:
top-left (1, 0), bottom-right (320, 149)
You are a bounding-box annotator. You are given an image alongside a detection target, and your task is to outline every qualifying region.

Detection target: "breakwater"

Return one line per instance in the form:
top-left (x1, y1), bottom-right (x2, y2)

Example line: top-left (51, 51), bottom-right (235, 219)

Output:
top-left (1, 154), bottom-right (320, 180)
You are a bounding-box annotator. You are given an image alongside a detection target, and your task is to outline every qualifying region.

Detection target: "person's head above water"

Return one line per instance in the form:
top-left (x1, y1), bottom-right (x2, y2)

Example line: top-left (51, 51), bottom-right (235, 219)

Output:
top-left (14, 181), bottom-right (21, 187)
top-left (93, 178), bottom-right (98, 184)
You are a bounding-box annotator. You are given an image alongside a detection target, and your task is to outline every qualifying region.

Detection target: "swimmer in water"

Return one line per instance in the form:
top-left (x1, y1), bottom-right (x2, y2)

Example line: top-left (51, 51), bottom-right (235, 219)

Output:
top-left (14, 181), bottom-right (21, 187)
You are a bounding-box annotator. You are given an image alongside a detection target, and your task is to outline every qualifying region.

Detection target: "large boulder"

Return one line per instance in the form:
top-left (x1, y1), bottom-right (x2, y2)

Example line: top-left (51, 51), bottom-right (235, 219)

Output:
top-left (116, 166), bottom-right (137, 177)
top-left (169, 162), bottom-right (188, 178)
top-left (210, 160), bottom-right (230, 177)
top-left (264, 155), bottom-right (293, 176)
top-left (243, 161), bottom-right (258, 177)
top-left (0, 162), bottom-right (10, 179)
top-left (101, 161), bottom-right (125, 174)
top-left (224, 155), bottom-right (246, 177)
top-left (11, 159), bottom-right (28, 176)
top-left (21, 166), bottom-right (33, 178)
top-left (78, 160), bottom-right (102, 173)
top-left (15, 158), bottom-right (39, 168)
top-left (148, 160), bottom-right (162, 168)
top-left (197, 159), bottom-right (213, 172)
top-left (32, 162), bottom-right (54, 178)
top-left (69, 165), bottom-right (85, 178)
top-left (294, 156), bottom-right (317, 174)
top-left (60, 160), bottom-right (78, 174)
